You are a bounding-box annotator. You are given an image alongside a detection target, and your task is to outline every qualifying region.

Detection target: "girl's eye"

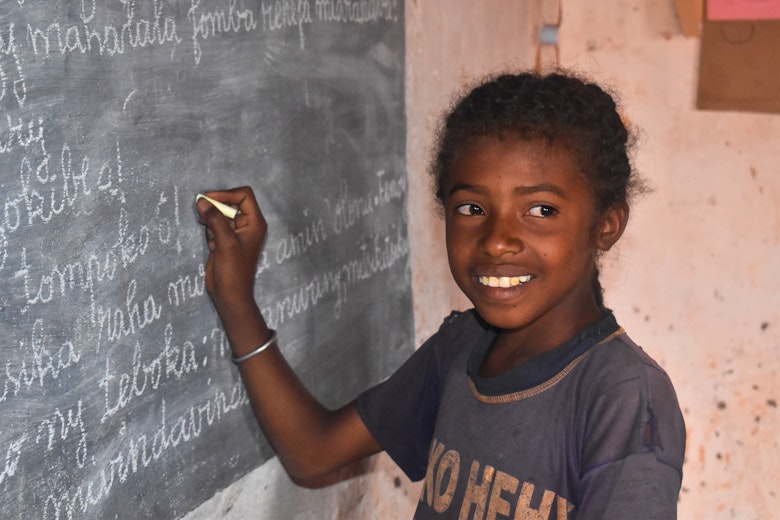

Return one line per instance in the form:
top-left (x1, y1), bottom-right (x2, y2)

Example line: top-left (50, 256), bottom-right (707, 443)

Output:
top-left (527, 205), bottom-right (557, 218)
top-left (455, 203), bottom-right (485, 216)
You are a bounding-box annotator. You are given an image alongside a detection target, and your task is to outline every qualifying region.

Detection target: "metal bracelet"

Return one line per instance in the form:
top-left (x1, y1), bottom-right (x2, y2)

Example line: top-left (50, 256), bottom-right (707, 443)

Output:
top-left (231, 329), bottom-right (278, 364)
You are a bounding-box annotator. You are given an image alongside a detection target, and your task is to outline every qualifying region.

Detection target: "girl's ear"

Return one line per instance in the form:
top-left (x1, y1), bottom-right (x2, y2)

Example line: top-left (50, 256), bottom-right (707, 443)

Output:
top-left (595, 202), bottom-right (629, 252)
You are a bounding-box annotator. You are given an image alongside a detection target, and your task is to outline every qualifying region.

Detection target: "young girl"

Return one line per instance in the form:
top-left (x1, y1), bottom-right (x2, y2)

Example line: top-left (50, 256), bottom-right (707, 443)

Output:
top-left (196, 71), bottom-right (686, 519)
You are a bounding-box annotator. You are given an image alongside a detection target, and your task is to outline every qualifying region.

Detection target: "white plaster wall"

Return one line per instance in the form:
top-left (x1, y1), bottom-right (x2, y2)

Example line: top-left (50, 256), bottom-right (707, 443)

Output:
top-left (186, 0), bottom-right (780, 518)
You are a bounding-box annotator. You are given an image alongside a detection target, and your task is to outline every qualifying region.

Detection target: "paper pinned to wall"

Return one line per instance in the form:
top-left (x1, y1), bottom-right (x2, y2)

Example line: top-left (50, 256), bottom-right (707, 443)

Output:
top-left (708, 0), bottom-right (780, 21)
top-left (697, 17), bottom-right (780, 113)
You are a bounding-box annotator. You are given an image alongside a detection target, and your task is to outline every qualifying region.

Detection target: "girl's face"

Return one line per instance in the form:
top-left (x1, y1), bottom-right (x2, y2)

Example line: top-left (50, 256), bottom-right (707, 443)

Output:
top-left (444, 136), bottom-right (626, 350)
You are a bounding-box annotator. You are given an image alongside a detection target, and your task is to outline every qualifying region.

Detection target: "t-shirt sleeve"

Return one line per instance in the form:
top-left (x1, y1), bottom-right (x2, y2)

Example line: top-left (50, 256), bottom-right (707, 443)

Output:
top-left (356, 316), bottom-right (459, 482)
top-left (577, 346), bottom-right (686, 519)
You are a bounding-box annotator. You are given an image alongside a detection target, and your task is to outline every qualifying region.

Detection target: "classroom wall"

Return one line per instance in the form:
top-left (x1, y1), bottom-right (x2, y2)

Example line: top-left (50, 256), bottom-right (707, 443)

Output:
top-left (186, 0), bottom-right (780, 518)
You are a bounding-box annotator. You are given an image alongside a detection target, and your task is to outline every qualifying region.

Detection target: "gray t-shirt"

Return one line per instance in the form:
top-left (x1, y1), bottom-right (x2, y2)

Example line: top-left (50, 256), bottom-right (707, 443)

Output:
top-left (357, 310), bottom-right (685, 519)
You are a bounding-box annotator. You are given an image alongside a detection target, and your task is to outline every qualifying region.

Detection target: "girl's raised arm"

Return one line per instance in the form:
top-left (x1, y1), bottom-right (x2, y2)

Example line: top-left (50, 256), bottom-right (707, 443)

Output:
top-left (196, 186), bottom-right (381, 481)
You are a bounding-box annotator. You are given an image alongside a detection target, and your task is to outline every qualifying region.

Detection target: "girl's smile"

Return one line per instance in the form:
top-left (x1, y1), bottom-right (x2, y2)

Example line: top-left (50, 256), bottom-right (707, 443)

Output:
top-left (477, 275), bottom-right (532, 288)
top-left (444, 135), bottom-right (627, 372)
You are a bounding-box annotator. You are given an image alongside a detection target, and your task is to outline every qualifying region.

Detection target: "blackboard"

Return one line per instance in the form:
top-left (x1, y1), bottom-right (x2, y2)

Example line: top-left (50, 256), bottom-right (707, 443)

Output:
top-left (0, 1), bottom-right (411, 519)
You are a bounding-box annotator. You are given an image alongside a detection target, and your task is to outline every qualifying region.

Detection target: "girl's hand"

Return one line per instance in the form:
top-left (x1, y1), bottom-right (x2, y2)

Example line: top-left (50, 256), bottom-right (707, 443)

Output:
top-left (196, 186), bottom-right (266, 315)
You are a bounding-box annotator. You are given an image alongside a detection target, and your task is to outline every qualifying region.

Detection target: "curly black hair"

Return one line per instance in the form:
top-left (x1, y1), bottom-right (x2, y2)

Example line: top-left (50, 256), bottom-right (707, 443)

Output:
top-left (430, 70), bottom-right (642, 309)
top-left (430, 70), bottom-right (640, 213)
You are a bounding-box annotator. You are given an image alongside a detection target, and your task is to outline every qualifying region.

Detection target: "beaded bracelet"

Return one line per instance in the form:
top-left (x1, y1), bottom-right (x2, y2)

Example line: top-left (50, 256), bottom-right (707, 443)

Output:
top-left (231, 329), bottom-right (278, 364)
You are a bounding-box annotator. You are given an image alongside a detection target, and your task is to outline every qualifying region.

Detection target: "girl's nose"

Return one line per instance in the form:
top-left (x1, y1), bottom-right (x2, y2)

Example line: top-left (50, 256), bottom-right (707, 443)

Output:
top-left (480, 213), bottom-right (523, 257)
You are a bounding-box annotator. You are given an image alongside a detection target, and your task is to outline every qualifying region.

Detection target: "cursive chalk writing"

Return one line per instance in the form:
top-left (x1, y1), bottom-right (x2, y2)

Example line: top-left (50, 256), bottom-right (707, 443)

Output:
top-left (1, 319), bottom-right (81, 402)
top-left (99, 323), bottom-right (201, 422)
top-left (0, 434), bottom-right (26, 486)
top-left (42, 387), bottom-right (247, 519)
top-left (26, 0), bottom-right (181, 60)
top-left (94, 279), bottom-right (164, 346)
top-left (188, 0), bottom-right (258, 65)
top-left (0, 23), bottom-right (27, 109)
top-left (35, 400), bottom-right (87, 468)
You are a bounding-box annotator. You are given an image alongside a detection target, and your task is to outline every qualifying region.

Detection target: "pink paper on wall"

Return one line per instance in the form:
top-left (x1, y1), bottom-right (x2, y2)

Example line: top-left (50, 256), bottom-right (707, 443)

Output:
top-left (708, 0), bottom-right (780, 20)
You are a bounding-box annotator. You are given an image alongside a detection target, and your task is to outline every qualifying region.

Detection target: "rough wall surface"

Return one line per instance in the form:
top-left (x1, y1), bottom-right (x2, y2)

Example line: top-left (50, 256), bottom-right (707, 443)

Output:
top-left (186, 1), bottom-right (780, 518)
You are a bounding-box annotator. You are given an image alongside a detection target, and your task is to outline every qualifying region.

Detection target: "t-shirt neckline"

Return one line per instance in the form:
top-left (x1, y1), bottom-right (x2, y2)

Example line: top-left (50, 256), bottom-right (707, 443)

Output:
top-left (466, 312), bottom-right (620, 398)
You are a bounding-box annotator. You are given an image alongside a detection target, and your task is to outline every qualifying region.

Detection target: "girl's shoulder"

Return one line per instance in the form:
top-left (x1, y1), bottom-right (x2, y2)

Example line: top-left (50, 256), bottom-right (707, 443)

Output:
top-left (440, 308), bottom-right (480, 329)
top-left (574, 330), bottom-right (687, 476)
top-left (438, 308), bottom-right (494, 336)
top-left (419, 309), bottom-right (495, 372)
top-left (590, 331), bottom-right (671, 376)
top-left (576, 330), bottom-right (681, 404)
top-left (432, 309), bottom-right (494, 348)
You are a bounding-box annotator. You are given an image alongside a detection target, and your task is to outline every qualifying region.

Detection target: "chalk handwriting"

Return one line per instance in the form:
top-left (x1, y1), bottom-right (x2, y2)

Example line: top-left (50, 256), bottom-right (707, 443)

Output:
top-left (0, 1), bottom-right (407, 517)
top-left (99, 323), bottom-right (201, 422)
top-left (274, 214), bottom-right (327, 265)
top-left (2, 138), bottom-right (129, 238)
top-left (340, 223), bottom-right (408, 288)
top-left (260, 0), bottom-right (312, 48)
top-left (261, 267), bottom-right (345, 329)
top-left (188, 0), bottom-right (258, 65)
top-left (327, 169), bottom-right (407, 235)
top-left (208, 326), bottom-right (231, 361)
top-left (329, 179), bottom-right (374, 235)
top-left (42, 388), bottom-right (247, 520)
top-left (0, 23), bottom-right (27, 109)
top-left (257, 250), bottom-right (273, 275)
top-left (261, 222), bottom-right (408, 327)
top-left (35, 400), bottom-right (87, 469)
top-left (167, 263), bottom-right (206, 307)
top-left (13, 245), bottom-right (116, 316)
top-left (113, 207), bottom-right (151, 268)
top-left (155, 186), bottom-right (182, 254)
top-left (25, 0), bottom-right (181, 60)
top-left (94, 278), bottom-right (164, 347)
top-left (0, 115), bottom-right (43, 155)
top-left (11, 188), bottom-right (183, 317)
top-left (1, 319), bottom-right (81, 402)
top-left (315, 0), bottom-right (399, 23)
top-left (0, 225), bottom-right (6, 270)
top-left (0, 434), bottom-right (27, 486)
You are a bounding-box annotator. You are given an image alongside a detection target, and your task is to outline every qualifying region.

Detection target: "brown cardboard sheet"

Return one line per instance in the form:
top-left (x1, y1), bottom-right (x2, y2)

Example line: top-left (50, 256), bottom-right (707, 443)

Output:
top-left (697, 18), bottom-right (780, 113)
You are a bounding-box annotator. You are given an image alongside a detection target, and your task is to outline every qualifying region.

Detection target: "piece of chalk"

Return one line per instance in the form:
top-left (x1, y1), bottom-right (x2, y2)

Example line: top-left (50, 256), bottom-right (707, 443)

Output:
top-left (196, 194), bottom-right (239, 220)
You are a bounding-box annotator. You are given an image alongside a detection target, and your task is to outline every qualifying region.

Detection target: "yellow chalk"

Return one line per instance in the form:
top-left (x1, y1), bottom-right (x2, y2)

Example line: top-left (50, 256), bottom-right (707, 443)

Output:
top-left (196, 194), bottom-right (239, 220)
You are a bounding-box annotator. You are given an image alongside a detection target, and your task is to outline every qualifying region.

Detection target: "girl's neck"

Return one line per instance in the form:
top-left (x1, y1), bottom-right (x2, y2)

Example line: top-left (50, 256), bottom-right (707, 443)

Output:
top-left (479, 304), bottom-right (605, 377)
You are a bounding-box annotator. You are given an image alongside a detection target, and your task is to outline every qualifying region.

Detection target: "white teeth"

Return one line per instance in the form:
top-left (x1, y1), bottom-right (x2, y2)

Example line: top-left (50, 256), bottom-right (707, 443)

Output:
top-left (478, 275), bottom-right (531, 288)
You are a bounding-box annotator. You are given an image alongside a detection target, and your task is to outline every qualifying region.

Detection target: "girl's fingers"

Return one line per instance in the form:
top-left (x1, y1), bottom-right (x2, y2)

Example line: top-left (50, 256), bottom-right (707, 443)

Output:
top-left (205, 226), bottom-right (216, 252)
top-left (197, 198), bottom-right (238, 251)
top-left (204, 187), bottom-right (262, 222)
top-left (197, 187), bottom-right (268, 269)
